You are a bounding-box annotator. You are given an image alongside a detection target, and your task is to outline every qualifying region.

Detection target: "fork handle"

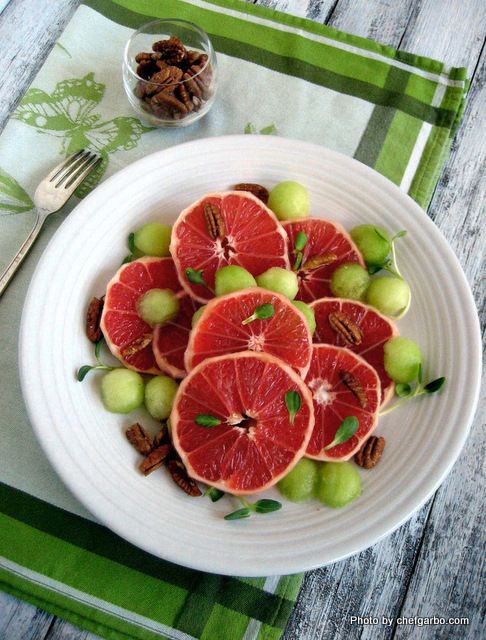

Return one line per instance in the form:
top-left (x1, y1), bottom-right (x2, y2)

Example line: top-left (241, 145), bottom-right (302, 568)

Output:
top-left (0, 213), bottom-right (45, 297)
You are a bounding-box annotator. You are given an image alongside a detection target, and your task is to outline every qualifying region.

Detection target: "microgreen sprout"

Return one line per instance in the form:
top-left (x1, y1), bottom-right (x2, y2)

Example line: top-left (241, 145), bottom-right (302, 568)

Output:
top-left (224, 497), bottom-right (282, 520)
top-left (293, 231), bottom-right (308, 270)
top-left (122, 232), bottom-right (136, 264)
top-left (185, 267), bottom-right (215, 293)
top-left (380, 375), bottom-right (446, 416)
top-left (204, 486), bottom-right (225, 502)
top-left (242, 303), bottom-right (275, 325)
top-left (195, 414), bottom-right (221, 428)
top-left (284, 390), bottom-right (302, 425)
top-left (324, 416), bottom-right (359, 450)
top-left (77, 337), bottom-right (113, 381)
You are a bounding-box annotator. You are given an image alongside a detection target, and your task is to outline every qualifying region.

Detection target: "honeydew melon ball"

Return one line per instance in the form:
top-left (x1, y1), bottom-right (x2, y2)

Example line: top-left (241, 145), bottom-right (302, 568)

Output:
top-left (292, 300), bottom-right (316, 334)
top-left (214, 265), bottom-right (257, 296)
top-left (145, 375), bottom-right (178, 420)
top-left (268, 181), bottom-right (310, 220)
top-left (191, 306), bottom-right (206, 327)
top-left (101, 368), bottom-right (144, 414)
top-left (366, 276), bottom-right (411, 317)
top-left (256, 267), bottom-right (299, 300)
top-left (350, 224), bottom-right (391, 267)
top-left (137, 288), bottom-right (179, 326)
top-left (330, 263), bottom-right (370, 301)
top-left (134, 223), bottom-right (171, 257)
top-left (317, 461), bottom-right (362, 508)
top-left (384, 336), bottom-right (422, 383)
top-left (277, 458), bottom-right (319, 502)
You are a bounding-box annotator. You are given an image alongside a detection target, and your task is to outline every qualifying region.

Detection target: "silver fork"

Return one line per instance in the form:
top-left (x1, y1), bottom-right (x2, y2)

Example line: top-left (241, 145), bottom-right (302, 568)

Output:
top-left (0, 150), bottom-right (101, 297)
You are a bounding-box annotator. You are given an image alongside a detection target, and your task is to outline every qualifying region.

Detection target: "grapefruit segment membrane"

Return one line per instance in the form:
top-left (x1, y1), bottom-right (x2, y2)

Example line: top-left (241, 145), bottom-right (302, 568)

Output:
top-left (305, 345), bottom-right (381, 461)
top-left (170, 191), bottom-right (290, 303)
top-left (310, 298), bottom-right (398, 405)
top-left (184, 288), bottom-right (313, 378)
top-left (171, 352), bottom-right (315, 494)
top-left (283, 218), bottom-right (365, 302)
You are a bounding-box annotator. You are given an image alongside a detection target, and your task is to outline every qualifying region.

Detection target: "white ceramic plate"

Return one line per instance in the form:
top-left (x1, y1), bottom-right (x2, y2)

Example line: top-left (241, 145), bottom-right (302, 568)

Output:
top-left (20, 136), bottom-right (481, 577)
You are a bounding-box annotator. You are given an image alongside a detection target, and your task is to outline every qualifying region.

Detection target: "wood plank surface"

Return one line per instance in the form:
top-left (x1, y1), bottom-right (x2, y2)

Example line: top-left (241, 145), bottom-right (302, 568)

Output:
top-left (0, 0), bottom-right (484, 639)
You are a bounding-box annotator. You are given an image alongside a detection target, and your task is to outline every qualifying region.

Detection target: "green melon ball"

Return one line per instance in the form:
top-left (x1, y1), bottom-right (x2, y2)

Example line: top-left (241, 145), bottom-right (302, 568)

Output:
top-left (317, 461), bottom-right (362, 508)
top-left (134, 222), bottom-right (172, 257)
top-left (214, 265), bottom-right (257, 296)
top-left (101, 368), bottom-right (144, 414)
top-left (267, 181), bottom-right (310, 220)
top-left (277, 458), bottom-right (319, 502)
top-left (137, 288), bottom-right (180, 326)
top-left (366, 276), bottom-right (411, 317)
top-left (191, 306), bottom-right (206, 327)
top-left (330, 263), bottom-right (370, 301)
top-left (350, 224), bottom-right (391, 267)
top-left (144, 375), bottom-right (178, 420)
top-left (292, 300), bottom-right (316, 334)
top-left (384, 336), bottom-right (422, 383)
top-left (256, 267), bottom-right (299, 300)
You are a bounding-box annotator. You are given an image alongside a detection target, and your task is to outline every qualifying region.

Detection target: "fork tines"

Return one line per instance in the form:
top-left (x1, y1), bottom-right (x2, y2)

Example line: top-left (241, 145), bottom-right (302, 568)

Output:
top-left (48, 150), bottom-right (101, 190)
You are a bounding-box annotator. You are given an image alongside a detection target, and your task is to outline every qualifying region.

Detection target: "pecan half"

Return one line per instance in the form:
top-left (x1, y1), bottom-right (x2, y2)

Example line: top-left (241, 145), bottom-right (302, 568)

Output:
top-left (355, 436), bottom-right (385, 469)
top-left (86, 296), bottom-right (104, 343)
top-left (121, 334), bottom-right (152, 357)
top-left (328, 311), bottom-right (363, 346)
top-left (152, 37), bottom-right (186, 65)
top-left (126, 423), bottom-right (153, 456)
top-left (139, 444), bottom-right (171, 476)
top-left (302, 253), bottom-right (337, 270)
top-left (151, 90), bottom-right (188, 114)
top-left (168, 459), bottom-right (202, 496)
top-left (135, 52), bottom-right (152, 64)
top-left (233, 183), bottom-right (269, 204)
top-left (152, 424), bottom-right (170, 449)
top-left (340, 370), bottom-right (367, 408)
top-left (177, 83), bottom-right (194, 112)
top-left (204, 203), bottom-right (225, 240)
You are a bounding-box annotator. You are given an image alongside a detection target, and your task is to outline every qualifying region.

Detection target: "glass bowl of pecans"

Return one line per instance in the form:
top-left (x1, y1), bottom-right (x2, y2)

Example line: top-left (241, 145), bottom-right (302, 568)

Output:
top-left (123, 19), bottom-right (217, 127)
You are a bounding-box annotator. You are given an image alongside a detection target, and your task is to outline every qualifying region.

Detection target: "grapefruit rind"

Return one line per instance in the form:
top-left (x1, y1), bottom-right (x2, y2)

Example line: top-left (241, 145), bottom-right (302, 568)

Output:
top-left (171, 351), bottom-right (315, 495)
top-left (170, 191), bottom-right (290, 303)
top-left (310, 297), bottom-right (398, 406)
top-left (184, 288), bottom-right (313, 378)
top-left (283, 218), bottom-right (365, 302)
top-left (305, 345), bottom-right (381, 461)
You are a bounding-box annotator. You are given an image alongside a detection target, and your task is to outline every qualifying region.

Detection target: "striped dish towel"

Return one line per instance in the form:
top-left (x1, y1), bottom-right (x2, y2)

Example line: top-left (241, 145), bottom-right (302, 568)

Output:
top-left (0, 1), bottom-right (467, 639)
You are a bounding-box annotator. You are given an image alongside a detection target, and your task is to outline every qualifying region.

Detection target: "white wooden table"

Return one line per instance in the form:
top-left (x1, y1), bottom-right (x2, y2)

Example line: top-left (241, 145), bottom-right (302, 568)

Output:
top-left (0, 0), bottom-right (484, 638)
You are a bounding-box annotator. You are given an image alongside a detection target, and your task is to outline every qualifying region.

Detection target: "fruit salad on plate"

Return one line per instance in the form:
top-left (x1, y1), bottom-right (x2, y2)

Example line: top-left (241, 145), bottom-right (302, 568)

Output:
top-left (79, 180), bottom-right (445, 521)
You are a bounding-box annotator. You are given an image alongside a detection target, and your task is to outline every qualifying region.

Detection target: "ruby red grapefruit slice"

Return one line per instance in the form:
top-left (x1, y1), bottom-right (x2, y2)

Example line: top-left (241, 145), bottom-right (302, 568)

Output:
top-left (310, 298), bottom-right (398, 405)
top-left (185, 288), bottom-right (312, 378)
top-left (101, 257), bottom-right (184, 374)
top-left (170, 191), bottom-right (290, 303)
top-left (283, 218), bottom-right (364, 302)
top-left (152, 294), bottom-right (200, 378)
top-left (305, 345), bottom-right (380, 461)
top-left (171, 351), bottom-right (315, 494)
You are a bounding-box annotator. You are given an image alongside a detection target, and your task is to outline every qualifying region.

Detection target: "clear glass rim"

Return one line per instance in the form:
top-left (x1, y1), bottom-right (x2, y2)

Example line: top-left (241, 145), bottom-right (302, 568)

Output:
top-left (123, 18), bottom-right (215, 88)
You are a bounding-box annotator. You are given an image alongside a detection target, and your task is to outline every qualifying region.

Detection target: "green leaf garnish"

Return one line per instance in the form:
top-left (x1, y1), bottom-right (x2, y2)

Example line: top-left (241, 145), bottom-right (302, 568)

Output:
top-left (254, 499), bottom-right (282, 514)
top-left (295, 231), bottom-right (308, 251)
top-left (121, 254), bottom-right (132, 264)
top-left (293, 251), bottom-right (303, 271)
top-left (127, 232), bottom-right (135, 253)
top-left (374, 228), bottom-right (390, 243)
top-left (367, 263), bottom-right (383, 275)
top-left (393, 230), bottom-right (407, 240)
top-left (395, 383), bottom-right (412, 397)
top-left (224, 507), bottom-right (251, 520)
top-left (94, 338), bottom-right (104, 362)
top-left (185, 267), bottom-right (215, 293)
top-left (76, 363), bottom-right (112, 381)
top-left (423, 377), bottom-right (446, 394)
top-left (195, 414), bottom-right (221, 428)
top-left (285, 390), bottom-right (301, 425)
top-left (204, 487), bottom-right (225, 502)
top-left (242, 303), bottom-right (275, 325)
top-left (324, 416), bottom-right (358, 450)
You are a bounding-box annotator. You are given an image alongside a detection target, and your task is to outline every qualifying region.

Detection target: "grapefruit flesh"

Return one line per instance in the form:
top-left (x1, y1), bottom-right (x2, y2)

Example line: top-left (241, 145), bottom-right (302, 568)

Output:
top-left (305, 345), bottom-right (381, 461)
top-left (170, 191), bottom-right (290, 303)
top-left (101, 257), bottom-right (183, 374)
top-left (283, 218), bottom-right (364, 302)
top-left (171, 351), bottom-right (315, 494)
top-left (310, 298), bottom-right (398, 405)
top-left (153, 294), bottom-right (200, 378)
top-left (184, 288), bottom-right (313, 378)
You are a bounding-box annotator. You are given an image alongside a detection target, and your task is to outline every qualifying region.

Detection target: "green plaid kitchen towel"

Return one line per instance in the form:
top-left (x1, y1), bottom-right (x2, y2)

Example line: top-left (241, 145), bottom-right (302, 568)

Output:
top-left (0, 0), bottom-right (468, 639)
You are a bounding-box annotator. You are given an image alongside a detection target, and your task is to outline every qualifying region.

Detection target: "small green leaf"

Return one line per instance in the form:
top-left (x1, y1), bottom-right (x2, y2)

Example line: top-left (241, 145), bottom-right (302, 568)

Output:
top-left (259, 123), bottom-right (278, 135)
top-left (186, 268), bottom-right (206, 286)
top-left (367, 263), bottom-right (384, 275)
top-left (224, 507), bottom-right (251, 520)
top-left (128, 232), bottom-right (135, 253)
top-left (242, 303), bottom-right (275, 325)
top-left (393, 230), bottom-right (407, 240)
top-left (293, 251), bottom-right (303, 271)
top-left (77, 365), bottom-right (93, 381)
top-left (122, 254), bottom-right (132, 264)
top-left (374, 228), bottom-right (390, 243)
top-left (94, 338), bottom-right (104, 362)
top-left (423, 377), bottom-right (446, 394)
top-left (285, 390), bottom-right (301, 425)
top-left (295, 231), bottom-right (308, 251)
top-left (195, 414), bottom-right (221, 428)
top-left (395, 383), bottom-right (412, 397)
top-left (324, 416), bottom-right (358, 450)
top-left (244, 122), bottom-right (256, 134)
top-left (205, 487), bottom-right (225, 502)
top-left (254, 499), bottom-right (282, 514)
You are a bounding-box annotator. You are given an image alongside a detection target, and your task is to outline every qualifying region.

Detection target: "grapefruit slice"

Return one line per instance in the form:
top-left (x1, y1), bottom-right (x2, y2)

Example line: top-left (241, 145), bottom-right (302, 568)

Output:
top-left (185, 288), bottom-right (312, 378)
top-left (171, 351), bottom-right (315, 494)
top-left (153, 294), bottom-right (200, 378)
top-left (283, 218), bottom-right (364, 302)
top-left (170, 191), bottom-right (290, 303)
top-left (310, 298), bottom-right (398, 405)
top-left (101, 257), bottom-right (184, 374)
top-left (305, 345), bottom-right (381, 461)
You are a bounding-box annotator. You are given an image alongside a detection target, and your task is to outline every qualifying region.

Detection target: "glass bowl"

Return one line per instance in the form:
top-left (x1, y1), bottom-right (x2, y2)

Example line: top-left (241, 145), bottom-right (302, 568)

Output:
top-left (123, 19), bottom-right (217, 128)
